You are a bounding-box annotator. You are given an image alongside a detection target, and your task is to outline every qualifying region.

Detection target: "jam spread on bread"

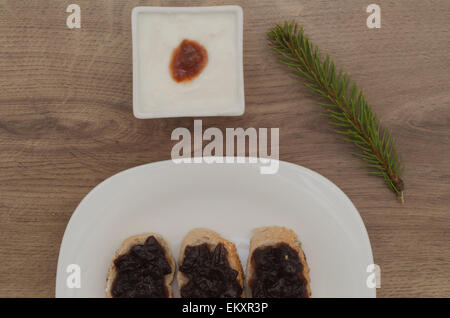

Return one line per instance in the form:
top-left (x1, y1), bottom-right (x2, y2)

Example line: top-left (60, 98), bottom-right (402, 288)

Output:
top-left (170, 39), bottom-right (208, 83)
top-left (179, 243), bottom-right (242, 298)
top-left (111, 236), bottom-right (172, 298)
top-left (250, 243), bottom-right (308, 297)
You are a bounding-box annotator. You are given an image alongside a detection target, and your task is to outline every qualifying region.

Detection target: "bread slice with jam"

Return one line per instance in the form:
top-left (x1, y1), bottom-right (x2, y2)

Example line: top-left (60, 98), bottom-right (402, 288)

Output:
top-left (246, 226), bottom-right (311, 298)
top-left (105, 233), bottom-right (175, 298)
top-left (177, 228), bottom-right (245, 298)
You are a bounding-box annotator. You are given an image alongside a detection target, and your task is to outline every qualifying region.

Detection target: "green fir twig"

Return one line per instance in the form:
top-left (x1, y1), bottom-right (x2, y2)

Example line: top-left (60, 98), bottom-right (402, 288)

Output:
top-left (268, 22), bottom-right (405, 202)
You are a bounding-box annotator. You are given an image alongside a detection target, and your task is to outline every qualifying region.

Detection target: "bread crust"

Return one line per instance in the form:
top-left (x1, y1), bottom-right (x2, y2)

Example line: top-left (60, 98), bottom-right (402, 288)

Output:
top-left (105, 233), bottom-right (176, 298)
top-left (177, 228), bottom-right (245, 297)
top-left (246, 226), bottom-right (311, 297)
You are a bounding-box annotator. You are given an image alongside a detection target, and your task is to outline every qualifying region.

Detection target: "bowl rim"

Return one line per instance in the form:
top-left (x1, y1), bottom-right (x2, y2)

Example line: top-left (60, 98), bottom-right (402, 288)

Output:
top-left (131, 5), bottom-right (245, 119)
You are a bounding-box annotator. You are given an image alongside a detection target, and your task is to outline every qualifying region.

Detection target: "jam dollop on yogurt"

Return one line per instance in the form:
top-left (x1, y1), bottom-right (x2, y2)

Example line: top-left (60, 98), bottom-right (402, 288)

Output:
top-left (170, 39), bottom-right (208, 83)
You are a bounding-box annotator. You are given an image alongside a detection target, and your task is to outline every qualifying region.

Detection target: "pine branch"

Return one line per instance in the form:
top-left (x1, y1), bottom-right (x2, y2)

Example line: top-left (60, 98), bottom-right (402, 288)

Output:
top-left (268, 22), bottom-right (405, 202)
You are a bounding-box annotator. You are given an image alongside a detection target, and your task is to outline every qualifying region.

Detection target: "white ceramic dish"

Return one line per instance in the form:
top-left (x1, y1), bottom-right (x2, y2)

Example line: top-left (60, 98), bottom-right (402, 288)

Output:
top-left (56, 158), bottom-right (375, 297)
top-left (132, 6), bottom-right (245, 119)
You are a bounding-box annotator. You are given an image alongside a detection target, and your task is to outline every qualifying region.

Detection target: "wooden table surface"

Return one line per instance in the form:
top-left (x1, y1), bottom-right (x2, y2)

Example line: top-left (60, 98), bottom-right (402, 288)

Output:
top-left (0, 0), bottom-right (449, 297)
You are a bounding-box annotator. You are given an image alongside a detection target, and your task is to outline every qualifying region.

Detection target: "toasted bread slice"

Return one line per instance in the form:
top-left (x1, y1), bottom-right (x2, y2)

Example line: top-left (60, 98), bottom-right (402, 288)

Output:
top-left (178, 228), bottom-right (245, 297)
top-left (105, 233), bottom-right (175, 298)
top-left (246, 226), bottom-right (311, 297)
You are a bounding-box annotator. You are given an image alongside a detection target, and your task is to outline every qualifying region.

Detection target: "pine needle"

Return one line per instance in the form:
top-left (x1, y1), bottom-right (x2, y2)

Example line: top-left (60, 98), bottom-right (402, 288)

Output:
top-left (268, 22), bottom-right (405, 201)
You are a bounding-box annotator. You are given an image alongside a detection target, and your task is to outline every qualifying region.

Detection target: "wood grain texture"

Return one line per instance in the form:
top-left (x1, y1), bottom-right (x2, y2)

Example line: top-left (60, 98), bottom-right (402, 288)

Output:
top-left (0, 0), bottom-right (449, 297)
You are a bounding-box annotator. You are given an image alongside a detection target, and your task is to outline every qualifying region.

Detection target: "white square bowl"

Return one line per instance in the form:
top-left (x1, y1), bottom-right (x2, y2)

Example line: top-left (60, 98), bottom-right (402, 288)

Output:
top-left (131, 6), bottom-right (245, 119)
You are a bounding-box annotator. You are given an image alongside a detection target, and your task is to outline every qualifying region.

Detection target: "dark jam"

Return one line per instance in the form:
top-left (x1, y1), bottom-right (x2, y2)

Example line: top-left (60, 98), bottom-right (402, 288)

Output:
top-left (179, 243), bottom-right (242, 298)
top-left (111, 236), bottom-right (172, 298)
top-left (170, 39), bottom-right (208, 83)
top-left (249, 243), bottom-right (308, 298)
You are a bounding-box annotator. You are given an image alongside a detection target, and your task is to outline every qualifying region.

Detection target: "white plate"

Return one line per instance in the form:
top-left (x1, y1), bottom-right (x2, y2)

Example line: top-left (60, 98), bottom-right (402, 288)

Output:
top-left (56, 159), bottom-right (375, 297)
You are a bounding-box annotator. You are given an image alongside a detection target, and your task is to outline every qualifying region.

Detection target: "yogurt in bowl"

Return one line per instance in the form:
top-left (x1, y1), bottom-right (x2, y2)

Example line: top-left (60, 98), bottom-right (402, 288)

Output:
top-left (132, 6), bottom-right (245, 119)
